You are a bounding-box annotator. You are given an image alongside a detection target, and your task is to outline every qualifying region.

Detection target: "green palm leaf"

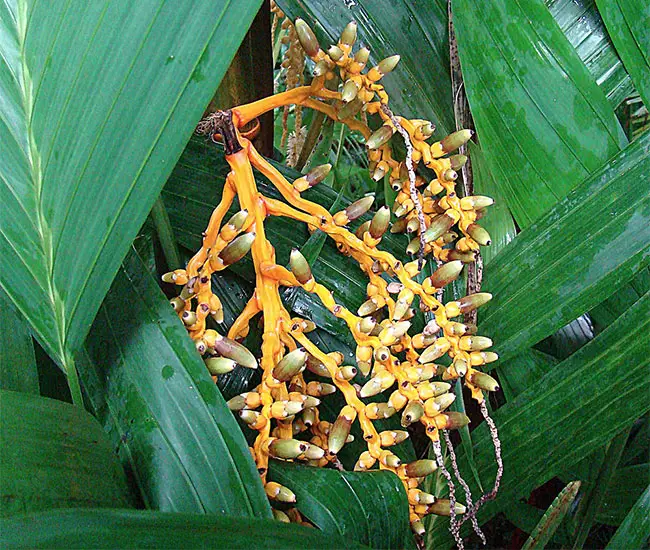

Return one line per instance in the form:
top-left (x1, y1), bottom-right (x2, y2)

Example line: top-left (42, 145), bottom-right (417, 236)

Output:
top-left (0, 0), bottom-right (261, 403)
top-left (453, 0), bottom-right (627, 228)
top-left (76, 249), bottom-right (270, 517)
top-left (596, 0), bottom-right (650, 109)
top-left (482, 131), bottom-right (650, 363)
top-left (0, 390), bottom-right (132, 517)
top-left (428, 288), bottom-right (650, 545)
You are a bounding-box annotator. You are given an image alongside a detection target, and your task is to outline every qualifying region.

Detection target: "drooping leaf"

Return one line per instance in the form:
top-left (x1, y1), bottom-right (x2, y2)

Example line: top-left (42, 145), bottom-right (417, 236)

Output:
top-left (590, 266), bottom-right (650, 333)
top-left (597, 464), bottom-right (649, 525)
top-left (469, 141), bottom-right (517, 266)
top-left (269, 460), bottom-right (412, 549)
top-left (496, 349), bottom-right (558, 403)
top-left (276, 0), bottom-right (454, 137)
top-left (0, 0), bottom-right (261, 400)
top-left (605, 484), bottom-right (650, 550)
top-left (596, 0), bottom-right (650, 110)
top-left (0, 289), bottom-right (38, 394)
top-left (481, 131), bottom-right (650, 363)
top-left (522, 481), bottom-right (581, 550)
top-left (75, 249), bottom-right (270, 518)
top-left (0, 390), bottom-right (132, 517)
top-left (453, 0), bottom-right (627, 228)
top-left (0, 508), bottom-right (355, 549)
top-left (546, 0), bottom-right (635, 107)
top-left (428, 288), bottom-right (650, 545)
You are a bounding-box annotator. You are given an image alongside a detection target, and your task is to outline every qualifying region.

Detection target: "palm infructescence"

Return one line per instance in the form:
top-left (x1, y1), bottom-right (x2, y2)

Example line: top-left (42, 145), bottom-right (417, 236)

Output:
top-left (0, 1), bottom-right (648, 549)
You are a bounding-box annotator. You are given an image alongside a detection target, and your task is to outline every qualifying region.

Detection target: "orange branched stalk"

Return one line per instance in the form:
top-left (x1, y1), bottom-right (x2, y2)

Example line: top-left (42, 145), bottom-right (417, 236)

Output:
top-left (164, 19), bottom-right (501, 546)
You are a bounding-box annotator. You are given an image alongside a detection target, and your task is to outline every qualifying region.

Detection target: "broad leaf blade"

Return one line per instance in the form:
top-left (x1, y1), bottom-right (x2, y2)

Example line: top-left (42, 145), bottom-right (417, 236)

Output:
top-left (0, 289), bottom-right (38, 394)
top-left (546, 0), bottom-right (635, 107)
top-left (0, 509), bottom-right (355, 549)
top-left (0, 1), bottom-right (261, 377)
top-left (269, 461), bottom-right (411, 549)
top-left (0, 390), bottom-right (132, 517)
top-left (453, 0), bottom-right (627, 228)
top-left (275, 0), bottom-right (454, 137)
top-left (481, 131), bottom-right (650, 363)
top-left (590, 266), bottom-right (650, 333)
top-left (76, 249), bottom-right (270, 518)
top-left (469, 141), bottom-right (516, 266)
top-left (497, 349), bottom-right (558, 403)
top-left (428, 289), bottom-right (650, 545)
top-left (606, 485), bottom-right (650, 549)
top-left (596, 0), bottom-right (650, 110)
top-left (597, 464), bottom-right (649, 525)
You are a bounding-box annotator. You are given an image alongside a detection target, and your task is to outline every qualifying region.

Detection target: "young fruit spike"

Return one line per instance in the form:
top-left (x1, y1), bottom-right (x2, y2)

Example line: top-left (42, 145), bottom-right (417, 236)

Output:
top-left (294, 164), bottom-right (332, 192)
top-left (339, 21), bottom-right (357, 46)
top-left (294, 18), bottom-right (320, 58)
top-left (290, 248), bottom-right (313, 285)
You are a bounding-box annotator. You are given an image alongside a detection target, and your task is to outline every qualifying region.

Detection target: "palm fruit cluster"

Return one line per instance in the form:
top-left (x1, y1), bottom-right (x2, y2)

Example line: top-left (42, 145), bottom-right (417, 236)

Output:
top-left (164, 17), bottom-right (501, 545)
top-left (294, 18), bottom-right (493, 263)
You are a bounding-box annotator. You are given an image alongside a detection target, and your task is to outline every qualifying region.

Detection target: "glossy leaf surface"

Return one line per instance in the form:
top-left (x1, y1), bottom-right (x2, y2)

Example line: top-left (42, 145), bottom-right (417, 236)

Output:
top-left (270, 461), bottom-right (411, 549)
top-left (76, 249), bottom-right (270, 518)
top-left (0, 289), bottom-right (38, 394)
top-left (547, 0), bottom-right (634, 107)
top-left (453, 0), bottom-right (627, 228)
top-left (469, 142), bottom-right (516, 266)
top-left (0, 509), bottom-right (354, 549)
top-left (481, 131), bottom-right (650, 363)
top-left (596, 0), bottom-right (650, 109)
top-left (0, 0), bottom-right (261, 384)
top-left (0, 390), bottom-right (132, 517)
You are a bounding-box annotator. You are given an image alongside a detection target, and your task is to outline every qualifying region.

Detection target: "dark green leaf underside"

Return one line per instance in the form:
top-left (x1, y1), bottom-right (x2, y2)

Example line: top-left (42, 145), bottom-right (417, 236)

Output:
top-left (0, 390), bottom-right (132, 517)
top-left (76, 249), bottom-right (270, 518)
top-left (0, 509), bottom-right (356, 549)
top-left (270, 460), bottom-right (411, 549)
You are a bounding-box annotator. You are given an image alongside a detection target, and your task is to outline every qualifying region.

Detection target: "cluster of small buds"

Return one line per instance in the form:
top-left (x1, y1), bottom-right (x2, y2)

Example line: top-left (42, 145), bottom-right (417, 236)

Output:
top-left (162, 208), bottom-right (257, 352)
top-left (293, 18), bottom-right (494, 264)
top-left (284, 228), bottom-right (498, 535)
top-left (174, 19), bottom-right (504, 547)
top-left (294, 19), bottom-right (397, 119)
top-left (386, 129), bottom-right (494, 265)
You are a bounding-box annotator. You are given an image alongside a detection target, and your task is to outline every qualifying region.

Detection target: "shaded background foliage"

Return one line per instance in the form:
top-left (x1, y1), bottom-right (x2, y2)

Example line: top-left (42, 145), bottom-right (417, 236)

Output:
top-left (1, 0), bottom-right (648, 548)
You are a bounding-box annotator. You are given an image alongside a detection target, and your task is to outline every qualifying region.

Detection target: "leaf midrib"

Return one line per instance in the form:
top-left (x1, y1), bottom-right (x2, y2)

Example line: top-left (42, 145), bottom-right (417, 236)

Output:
top-left (10, 0), bottom-right (67, 366)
